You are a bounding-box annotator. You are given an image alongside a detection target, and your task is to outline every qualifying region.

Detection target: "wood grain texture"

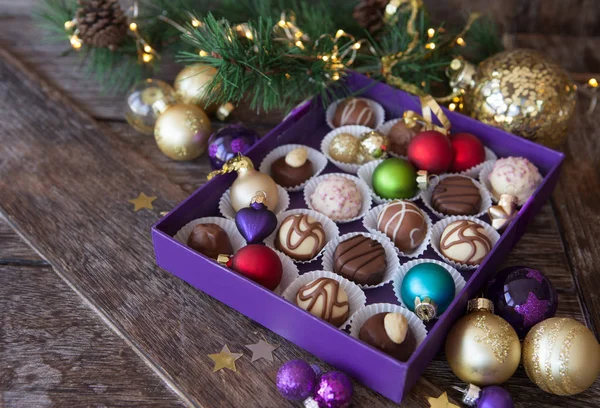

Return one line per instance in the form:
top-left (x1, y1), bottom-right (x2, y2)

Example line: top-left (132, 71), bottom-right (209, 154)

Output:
top-left (0, 265), bottom-right (184, 408)
top-left (0, 216), bottom-right (47, 264)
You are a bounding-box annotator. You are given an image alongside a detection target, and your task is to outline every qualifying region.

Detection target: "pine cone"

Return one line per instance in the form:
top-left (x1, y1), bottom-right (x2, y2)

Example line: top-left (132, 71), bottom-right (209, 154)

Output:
top-left (76, 0), bottom-right (128, 51)
top-left (353, 0), bottom-right (389, 34)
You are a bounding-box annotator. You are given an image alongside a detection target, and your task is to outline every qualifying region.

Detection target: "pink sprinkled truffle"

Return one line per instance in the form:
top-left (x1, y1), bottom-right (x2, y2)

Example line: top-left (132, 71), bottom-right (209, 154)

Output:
top-left (488, 157), bottom-right (542, 205)
top-left (310, 175), bottom-right (362, 221)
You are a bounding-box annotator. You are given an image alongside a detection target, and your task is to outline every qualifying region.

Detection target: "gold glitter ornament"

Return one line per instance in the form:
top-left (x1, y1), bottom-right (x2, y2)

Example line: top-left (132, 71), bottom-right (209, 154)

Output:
top-left (445, 298), bottom-right (521, 386)
top-left (153, 101), bottom-right (211, 161)
top-left (450, 49), bottom-right (576, 148)
top-left (329, 133), bottom-right (364, 164)
top-left (522, 317), bottom-right (600, 395)
top-left (359, 131), bottom-right (389, 160)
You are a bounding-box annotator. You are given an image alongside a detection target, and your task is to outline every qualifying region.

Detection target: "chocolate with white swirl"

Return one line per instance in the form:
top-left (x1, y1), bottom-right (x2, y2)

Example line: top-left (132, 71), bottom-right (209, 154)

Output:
top-left (333, 235), bottom-right (387, 285)
top-left (275, 214), bottom-right (326, 261)
top-left (295, 277), bottom-right (350, 327)
top-left (332, 98), bottom-right (376, 128)
top-left (440, 220), bottom-right (492, 265)
top-left (376, 201), bottom-right (427, 252)
top-left (431, 176), bottom-right (482, 216)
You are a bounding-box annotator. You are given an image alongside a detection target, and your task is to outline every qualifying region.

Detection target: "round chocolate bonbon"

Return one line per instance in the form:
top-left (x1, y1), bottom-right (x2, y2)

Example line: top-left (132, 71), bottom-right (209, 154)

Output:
top-left (332, 98), bottom-right (376, 128)
top-left (432, 176), bottom-right (482, 216)
top-left (333, 235), bottom-right (387, 285)
top-left (187, 223), bottom-right (233, 259)
top-left (295, 277), bottom-right (350, 327)
top-left (275, 213), bottom-right (326, 261)
top-left (271, 147), bottom-right (314, 188)
top-left (440, 220), bottom-right (492, 265)
top-left (376, 201), bottom-right (427, 252)
top-left (359, 312), bottom-right (416, 361)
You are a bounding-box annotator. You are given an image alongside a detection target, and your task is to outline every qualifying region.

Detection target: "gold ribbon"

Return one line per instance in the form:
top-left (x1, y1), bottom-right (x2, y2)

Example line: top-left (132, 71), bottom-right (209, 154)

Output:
top-left (403, 95), bottom-right (451, 135)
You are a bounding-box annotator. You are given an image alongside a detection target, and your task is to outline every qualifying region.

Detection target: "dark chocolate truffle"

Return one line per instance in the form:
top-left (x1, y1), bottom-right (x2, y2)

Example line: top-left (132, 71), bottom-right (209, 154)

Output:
top-left (270, 147), bottom-right (314, 187)
top-left (187, 223), bottom-right (233, 259)
top-left (359, 312), bottom-right (416, 361)
top-left (296, 277), bottom-right (350, 327)
top-left (275, 214), bottom-right (326, 261)
top-left (376, 201), bottom-right (427, 252)
top-left (431, 176), bottom-right (482, 216)
top-left (387, 121), bottom-right (421, 156)
top-left (333, 98), bottom-right (376, 128)
top-left (333, 235), bottom-right (386, 285)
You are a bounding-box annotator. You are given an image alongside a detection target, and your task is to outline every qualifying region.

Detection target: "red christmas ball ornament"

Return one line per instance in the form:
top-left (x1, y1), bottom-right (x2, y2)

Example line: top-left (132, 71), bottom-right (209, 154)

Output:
top-left (407, 130), bottom-right (454, 174)
top-left (450, 132), bottom-right (486, 172)
top-left (229, 244), bottom-right (283, 290)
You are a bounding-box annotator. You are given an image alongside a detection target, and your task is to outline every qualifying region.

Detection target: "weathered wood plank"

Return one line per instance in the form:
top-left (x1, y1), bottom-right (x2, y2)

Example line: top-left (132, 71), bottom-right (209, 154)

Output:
top-left (0, 216), bottom-right (47, 264)
top-left (0, 47), bottom-right (455, 407)
top-left (0, 265), bottom-right (184, 407)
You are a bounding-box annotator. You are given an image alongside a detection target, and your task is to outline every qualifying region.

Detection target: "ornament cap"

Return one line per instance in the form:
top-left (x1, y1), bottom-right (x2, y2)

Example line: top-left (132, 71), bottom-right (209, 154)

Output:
top-left (152, 99), bottom-right (170, 115)
top-left (452, 384), bottom-right (481, 406)
top-left (447, 58), bottom-right (477, 92)
top-left (250, 191), bottom-right (268, 205)
top-left (217, 254), bottom-right (231, 265)
top-left (467, 298), bottom-right (494, 313)
top-left (216, 102), bottom-right (235, 121)
top-left (414, 296), bottom-right (438, 321)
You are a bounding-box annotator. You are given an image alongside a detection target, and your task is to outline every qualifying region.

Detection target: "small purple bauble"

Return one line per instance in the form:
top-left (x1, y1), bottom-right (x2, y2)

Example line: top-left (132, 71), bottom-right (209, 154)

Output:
top-left (486, 266), bottom-right (557, 338)
top-left (276, 360), bottom-right (316, 401)
top-left (313, 372), bottom-right (353, 408)
top-left (207, 124), bottom-right (260, 169)
top-left (234, 201), bottom-right (277, 244)
top-left (477, 386), bottom-right (514, 408)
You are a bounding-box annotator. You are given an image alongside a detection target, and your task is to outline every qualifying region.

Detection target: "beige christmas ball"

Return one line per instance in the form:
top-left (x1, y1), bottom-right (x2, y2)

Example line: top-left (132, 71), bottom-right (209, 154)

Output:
top-left (174, 64), bottom-right (219, 114)
top-left (154, 103), bottom-right (211, 161)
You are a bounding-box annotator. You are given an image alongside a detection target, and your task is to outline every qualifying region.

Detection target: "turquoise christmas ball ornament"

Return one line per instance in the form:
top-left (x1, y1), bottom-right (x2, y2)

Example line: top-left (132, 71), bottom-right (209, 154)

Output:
top-left (371, 158), bottom-right (418, 199)
top-left (400, 263), bottom-right (455, 321)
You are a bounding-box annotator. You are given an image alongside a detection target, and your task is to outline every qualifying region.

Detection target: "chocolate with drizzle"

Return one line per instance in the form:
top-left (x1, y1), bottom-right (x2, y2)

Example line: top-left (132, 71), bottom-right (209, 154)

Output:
top-left (432, 176), bottom-right (482, 215)
top-left (333, 235), bottom-right (387, 285)
top-left (440, 220), bottom-right (492, 265)
top-left (275, 214), bottom-right (325, 261)
top-left (295, 277), bottom-right (350, 327)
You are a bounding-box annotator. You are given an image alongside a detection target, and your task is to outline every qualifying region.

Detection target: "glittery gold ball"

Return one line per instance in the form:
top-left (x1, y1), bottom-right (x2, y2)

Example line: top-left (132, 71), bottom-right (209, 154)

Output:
top-left (445, 310), bottom-right (521, 386)
top-left (329, 133), bottom-right (362, 163)
top-left (154, 103), bottom-right (211, 161)
top-left (174, 64), bottom-right (218, 114)
top-left (522, 317), bottom-right (600, 395)
top-left (359, 131), bottom-right (388, 159)
top-left (467, 49), bottom-right (576, 149)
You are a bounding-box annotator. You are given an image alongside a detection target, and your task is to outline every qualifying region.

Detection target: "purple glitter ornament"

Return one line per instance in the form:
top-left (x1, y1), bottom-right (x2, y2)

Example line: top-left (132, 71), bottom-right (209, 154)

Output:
top-left (207, 124), bottom-right (260, 169)
top-left (456, 384), bottom-right (514, 408)
top-left (235, 201), bottom-right (277, 244)
top-left (313, 372), bottom-right (353, 408)
top-left (486, 266), bottom-right (557, 338)
top-left (276, 360), bottom-right (316, 401)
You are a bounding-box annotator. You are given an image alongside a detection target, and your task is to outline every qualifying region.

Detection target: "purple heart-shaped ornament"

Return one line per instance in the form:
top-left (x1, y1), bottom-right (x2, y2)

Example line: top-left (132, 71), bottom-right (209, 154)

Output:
top-left (235, 202), bottom-right (277, 244)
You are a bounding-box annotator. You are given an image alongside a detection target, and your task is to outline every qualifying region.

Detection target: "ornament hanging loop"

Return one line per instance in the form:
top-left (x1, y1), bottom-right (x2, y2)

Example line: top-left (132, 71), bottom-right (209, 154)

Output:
top-left (403, 95), bottom-right (451, 136)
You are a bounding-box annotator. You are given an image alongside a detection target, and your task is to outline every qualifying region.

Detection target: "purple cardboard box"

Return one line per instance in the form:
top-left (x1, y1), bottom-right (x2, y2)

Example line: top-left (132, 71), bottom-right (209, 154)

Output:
top-left (152, 73), bottom-right (564, 403)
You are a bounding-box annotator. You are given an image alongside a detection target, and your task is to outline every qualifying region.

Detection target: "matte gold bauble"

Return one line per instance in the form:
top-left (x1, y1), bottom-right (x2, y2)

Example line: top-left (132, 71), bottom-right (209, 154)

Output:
top-left (174, 64), bottom-right (218, 114)
top-left (154, 103), bottom-right (211, 161)
top-left (445, 298), bottom-right (521, 386)
top-left (522, 317), bottom-right (600, 395)
top-left (459, 49), bottom-right (576, 148)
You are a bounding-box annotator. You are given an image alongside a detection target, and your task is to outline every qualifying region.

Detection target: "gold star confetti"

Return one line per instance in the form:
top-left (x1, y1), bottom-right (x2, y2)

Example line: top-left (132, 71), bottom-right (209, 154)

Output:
top-left (245, 339), bottom-right (279, 362)
top-left (427, 392), bottom-right (460, 408)
top-left (128, 193), bottom-right (157, 212)
top-left (208, 345), bottom-right (243, 372)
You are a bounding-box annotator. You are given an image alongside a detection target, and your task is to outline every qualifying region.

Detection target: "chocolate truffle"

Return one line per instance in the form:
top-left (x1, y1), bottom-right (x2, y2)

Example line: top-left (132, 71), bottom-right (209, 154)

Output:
top-left (333, 235), bottom-right (387, 285)
top-left (359, 312), bottom-right (416, 361)
top-left (440, 220), bottom-right (492, 265)
top-left (271, 147), bottom-right (314, 188)
top-left (376, 201), bottom-right (427, 252)
top-left (432, 176), bottom-right (482, 216)
top-left (310, 175), bottom-right (363, 221)
top-left (275, 213), bottom-right (326, 261)
top-left (295, 277), bottom-right (350, 327)
top-left (187, 223), bottom-right (233, 259)
top-left (332, 98), bottom-right (376, 128)
top-left (387, 121), bottom-right (421, 156)
top-left (488, 157), bottom-right (542, 205)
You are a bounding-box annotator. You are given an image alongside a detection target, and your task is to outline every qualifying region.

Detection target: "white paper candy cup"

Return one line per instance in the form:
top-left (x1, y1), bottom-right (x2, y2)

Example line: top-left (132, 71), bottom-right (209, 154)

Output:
top-left (321, 231), bottom-right (400, 289)
top-left (392, 259), bottom-right (466, 317)
top-left (325, 97), bottom-right (385, 130)
top-left (348, 303), bottom-right (428, 348)
top-left (321, 125), bottom-right (375, 174)
top-left (281, 270), bottom-right (367, 329)
top-left (273, 250), bottom-right (300, 295)
top-left (376, 118), bottom-right (409, 159)
top-left (430, 216), bottom-right (501, 271)
top-left (357, 159), bottom-right (421, 205)
top-left (219, 185), bottom-right (290, 220)
top-left (303, 173), bottom-right (372, 224)
top-left (478, 160), bottom-right (500, 203)
top-left (362, 203), bottom-right (432, 259)
top-left (421, 174), bottom-right (492, 219)
top-left (174, 217), bottom-right (246, 253)
top-left (456, 147), bottom-right (498, 178)
top-left (259, 144), bottom-right (328, 192)
top-left (264, 208), bottom-right (340, 264)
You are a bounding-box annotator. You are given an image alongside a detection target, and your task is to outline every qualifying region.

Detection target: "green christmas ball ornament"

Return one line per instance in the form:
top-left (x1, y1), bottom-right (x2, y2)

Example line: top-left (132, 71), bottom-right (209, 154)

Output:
top-left (372, 158), bottom-right (418, 199)
top-left (399, 263), bottom-right (456, 321)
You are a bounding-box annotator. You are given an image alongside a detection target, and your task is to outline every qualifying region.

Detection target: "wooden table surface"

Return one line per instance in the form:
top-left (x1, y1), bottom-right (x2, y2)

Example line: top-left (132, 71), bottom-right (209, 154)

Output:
top-left (1, 1), bottom-right (599, 407)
